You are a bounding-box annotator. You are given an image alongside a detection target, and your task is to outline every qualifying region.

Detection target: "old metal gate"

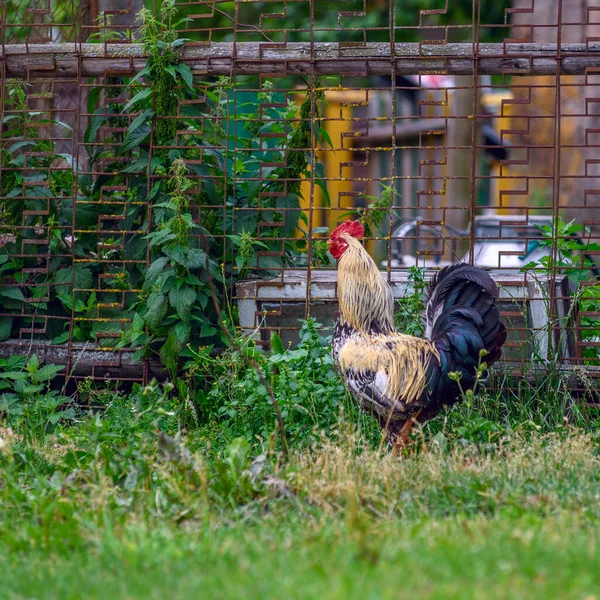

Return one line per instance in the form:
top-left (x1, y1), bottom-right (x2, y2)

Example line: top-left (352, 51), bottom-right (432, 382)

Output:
top-left (1, 0), bottom-right (600, 390)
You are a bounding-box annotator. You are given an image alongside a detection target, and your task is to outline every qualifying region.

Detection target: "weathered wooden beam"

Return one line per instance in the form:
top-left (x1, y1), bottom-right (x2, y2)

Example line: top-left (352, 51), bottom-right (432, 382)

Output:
top-left (4, 42), bottom-right (600, 78)
top-left (0, 340), bottom-right (166, 380)
top-left (489, 363), bottom-right (600, 389)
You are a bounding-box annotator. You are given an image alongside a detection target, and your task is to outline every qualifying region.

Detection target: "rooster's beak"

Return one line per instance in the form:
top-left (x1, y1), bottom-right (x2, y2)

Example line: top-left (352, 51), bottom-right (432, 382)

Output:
top-left (326, 239), bottom-right (332, 246)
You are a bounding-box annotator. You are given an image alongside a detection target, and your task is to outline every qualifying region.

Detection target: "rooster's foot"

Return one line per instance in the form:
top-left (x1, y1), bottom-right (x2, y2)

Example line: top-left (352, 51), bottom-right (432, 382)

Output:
top-left (390, 410), bottom-right (422, 456)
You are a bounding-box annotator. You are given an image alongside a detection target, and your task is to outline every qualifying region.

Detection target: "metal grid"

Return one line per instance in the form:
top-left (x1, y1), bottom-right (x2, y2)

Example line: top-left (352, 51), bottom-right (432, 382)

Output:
top-left (2, 0), bottom-right (600, 388)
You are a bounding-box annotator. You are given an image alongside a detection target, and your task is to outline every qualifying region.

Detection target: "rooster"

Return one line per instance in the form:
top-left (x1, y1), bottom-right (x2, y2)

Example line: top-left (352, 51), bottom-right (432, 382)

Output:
top-left (329, 220), bottom-right (507, 451)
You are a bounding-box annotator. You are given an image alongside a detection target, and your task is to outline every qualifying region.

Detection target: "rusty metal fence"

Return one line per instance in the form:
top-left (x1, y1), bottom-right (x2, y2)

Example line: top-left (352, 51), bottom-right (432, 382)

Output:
top-left (2, 0), bottom-right (600, 389)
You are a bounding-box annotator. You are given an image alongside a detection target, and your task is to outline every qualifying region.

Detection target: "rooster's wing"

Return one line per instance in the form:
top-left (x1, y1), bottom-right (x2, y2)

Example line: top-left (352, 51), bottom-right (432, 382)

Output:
top-left (337, 334), bottom-right (441, 423)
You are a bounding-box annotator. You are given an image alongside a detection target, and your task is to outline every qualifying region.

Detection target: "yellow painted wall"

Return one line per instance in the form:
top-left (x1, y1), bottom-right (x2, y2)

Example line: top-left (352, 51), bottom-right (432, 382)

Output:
top-left (297, 87), bottom-right (516, 236)
top-left (298, 89), bottom-right (369, 234)
top-left (482, 90), bottom-right (517, 215)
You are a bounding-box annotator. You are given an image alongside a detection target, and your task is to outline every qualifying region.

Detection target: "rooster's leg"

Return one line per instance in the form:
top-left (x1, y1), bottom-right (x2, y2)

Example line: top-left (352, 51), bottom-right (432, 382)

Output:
top-left (392, 409), bottom-right (422, 455)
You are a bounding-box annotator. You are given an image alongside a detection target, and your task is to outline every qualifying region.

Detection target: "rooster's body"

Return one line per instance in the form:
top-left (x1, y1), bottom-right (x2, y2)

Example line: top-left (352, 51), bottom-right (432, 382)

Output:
top-left (329, 220), bottom-right (506, 449)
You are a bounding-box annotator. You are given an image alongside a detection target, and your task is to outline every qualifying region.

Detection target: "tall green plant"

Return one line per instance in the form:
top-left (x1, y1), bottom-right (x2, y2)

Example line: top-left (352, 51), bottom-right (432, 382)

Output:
top-left (122, 159), bottom-right (221, 375)
top-left (395, 266), bottom-right (427, 337)
top-left (523, 217), bottom-right (600, 362)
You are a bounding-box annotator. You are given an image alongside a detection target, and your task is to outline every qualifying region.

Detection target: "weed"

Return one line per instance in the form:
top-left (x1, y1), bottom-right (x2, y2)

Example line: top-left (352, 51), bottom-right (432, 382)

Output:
top-left (186, 318), bottom-right (379, 452)
top-left (394, 265), bottom-right (427, 337)
top-left (520, 217), bottom-right (600, 364)
top-left (0, 354), bottom-right (72, 439)
top-left (340, 184), bottom-right (399, 238)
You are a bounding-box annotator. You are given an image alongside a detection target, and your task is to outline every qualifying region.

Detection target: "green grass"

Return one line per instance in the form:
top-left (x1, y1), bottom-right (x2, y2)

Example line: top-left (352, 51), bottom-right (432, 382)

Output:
top-left (2, 415), bottom-right (600, 599)
top-left (2, 328), bottom-right (600, 599)
top-left (2, 513), bottom-right (600, 600)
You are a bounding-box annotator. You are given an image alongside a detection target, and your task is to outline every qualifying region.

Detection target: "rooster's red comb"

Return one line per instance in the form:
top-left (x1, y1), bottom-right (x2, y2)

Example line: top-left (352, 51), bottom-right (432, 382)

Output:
top-left (330, 220), bottom-right (364, 240)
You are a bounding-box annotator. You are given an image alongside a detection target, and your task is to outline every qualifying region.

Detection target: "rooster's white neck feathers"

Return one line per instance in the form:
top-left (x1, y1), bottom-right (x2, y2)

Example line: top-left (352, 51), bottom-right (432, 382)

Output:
top-left (336, 234), bottom-right (395, 335)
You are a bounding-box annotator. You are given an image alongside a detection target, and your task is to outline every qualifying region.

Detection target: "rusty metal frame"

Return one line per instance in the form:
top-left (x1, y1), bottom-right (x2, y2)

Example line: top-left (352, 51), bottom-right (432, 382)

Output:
top-left (2, 0), bottom-right (600, 389)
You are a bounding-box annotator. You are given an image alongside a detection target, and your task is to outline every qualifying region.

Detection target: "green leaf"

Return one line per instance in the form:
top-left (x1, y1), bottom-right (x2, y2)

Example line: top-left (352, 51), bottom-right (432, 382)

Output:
top-left (174, 321), bottom-right (191, 345)
top-left (233, 211), bottom-right (259, 236)
top-left (126, 108), bottom-right (154, 136)
top-left (132, 312), bottom-right (145, 333)
top-left (84, 110), bottom-right (108, 145)
top-left (160, 332), bottom-right (181, 374)
top-left (275, 193), bottom-right (301, 236)
top-left (122, 88), bottom-right (153, 113)
top-left (51, 331), bottom-right (70, 344)
top-left (164, 65), bottom-right (178, 82)
top-left (86, 86), bottom-right (103, 114)
top-left (0, 317), bottom-right (12, 341)
top-left (122, 154), bottom-right (150, 173)
top-left (121, 124), bottom-right (151, 153)
top-left (33, 364), bottom-right (65, 382)
top-left (197, 292), bottom-right (209, 311)
top-left (168, 286), bottom-right (196, 320)
top-left (146, 228), bottom-right (178, 248)
top-left (184, 248), bottom-right (207, 269)
top-left (174, 64), bottom-right (194, 91)
top-left (200, 323), bottom-right (217, 338)
top-left (314, 162), bottom-right (331, 207)
top-left (57, 293), bottom-right (73, 311)
top-left (270, 331), bottom-right (285, 355)
top-left (235, 255), bottom-right (247, 274)
top-left (0, 394), bottom-right (19, 412)
top-left (128, 67), bottom-right (151, 87)
top-left (0, 287), bottom-right (25, 302)
top-left (7, 140), bottom-right (36, 153)
top-left (132, 348), bottom-right (146, 362)
top-left (54, 120), bottom-right (73, 133)
top-left (170, 33), bottom-right (192, 44)
top-left (0, 371), bottom-right (29, 380)
top-left (317, 126), bottom-right (333, 149)
top-left (143, 257), bottom-right (170, 290)
top-left (26, 354), bottom-right (40, 373)
top-left (144, 292), bottom-right (168, 330)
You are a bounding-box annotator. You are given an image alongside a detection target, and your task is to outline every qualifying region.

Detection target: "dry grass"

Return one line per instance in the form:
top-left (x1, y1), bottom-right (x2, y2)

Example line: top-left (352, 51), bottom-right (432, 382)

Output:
top-left (285, 427), bottom-right (600, 521)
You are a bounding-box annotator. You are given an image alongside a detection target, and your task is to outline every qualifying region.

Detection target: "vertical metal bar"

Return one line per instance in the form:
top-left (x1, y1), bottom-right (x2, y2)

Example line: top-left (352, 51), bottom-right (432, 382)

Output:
top-left (305, 0), bottom-right (316, 320)
top-left (468, 0), bottom-right (480, 265)
top-left (387, 0), bottom-right (396, 285)
top-left (550, 0), bottom-right (564, 362)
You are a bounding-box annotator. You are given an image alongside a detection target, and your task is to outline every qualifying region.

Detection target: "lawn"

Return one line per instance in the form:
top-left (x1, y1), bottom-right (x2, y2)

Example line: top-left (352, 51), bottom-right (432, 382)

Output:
top-left (1, 327), bottom-right (600, 599)
top-left (1, 409), bottom-right (600, 599)
top-left (2, 512), bottom-right (600, 599)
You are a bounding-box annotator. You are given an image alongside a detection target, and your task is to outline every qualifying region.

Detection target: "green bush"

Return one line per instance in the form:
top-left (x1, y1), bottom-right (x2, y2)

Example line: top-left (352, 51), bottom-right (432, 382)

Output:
top-left (187, 318), bottom-right (379, 451)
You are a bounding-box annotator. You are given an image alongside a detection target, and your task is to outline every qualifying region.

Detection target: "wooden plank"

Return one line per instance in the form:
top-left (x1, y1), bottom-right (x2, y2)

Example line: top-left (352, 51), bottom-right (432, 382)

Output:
top-left (4, 42), bottom-right (600, 78)
top-left (0, 340), bottom-right (167, 380)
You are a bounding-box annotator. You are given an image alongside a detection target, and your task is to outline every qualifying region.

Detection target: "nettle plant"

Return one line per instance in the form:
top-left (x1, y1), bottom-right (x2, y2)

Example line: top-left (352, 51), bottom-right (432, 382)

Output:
top-left (0, 354), bottom-right (73, 437)
top-left (120, 159), bottom-right (221, 374)
top-left (1, 1), bottom-right (331, 378)
top-left (104, 2), bottom-right (331, 370)
top-left (0, 79), bottom-right (78, 342)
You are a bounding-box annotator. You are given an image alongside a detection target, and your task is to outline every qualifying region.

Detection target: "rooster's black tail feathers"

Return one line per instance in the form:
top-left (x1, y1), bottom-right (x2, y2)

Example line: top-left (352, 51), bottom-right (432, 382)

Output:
top-left (426, 263), bottom-right (507, 366)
